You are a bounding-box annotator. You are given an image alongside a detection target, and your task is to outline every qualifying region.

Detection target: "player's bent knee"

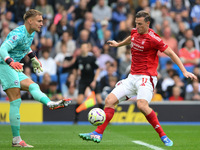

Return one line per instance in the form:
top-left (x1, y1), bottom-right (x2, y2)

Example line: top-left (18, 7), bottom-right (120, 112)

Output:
top-left (137, 99), bottom-right (149, 111)
top-left (105, 94), bottom-right (118, 108)
top-left (29, 83), bottom-right (40, 91)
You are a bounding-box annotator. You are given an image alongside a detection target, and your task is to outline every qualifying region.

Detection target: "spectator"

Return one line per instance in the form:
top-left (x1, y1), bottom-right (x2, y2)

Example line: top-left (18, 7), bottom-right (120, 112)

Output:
top-left (77, 12), bottom-right (100, 42)
top-left (135, 0), bottom-right (149, 14)
top-left (100, 63), bottom-right (119, 91)
top-left (185, 81), bottom-right (200, 100)
top-left (193, 66), bottom-right (200, 81)
top-left (151, 88), bottom-right (163, 102)
top-left (176, 21), bottom-right (188, 41)
top-left (56, 16), bottom-right (73, 37)
top-left (41, 22), bottom-right (59, 48)
top-left (73, 0), bottom-right (88, 21)
top-left (150, 0), bottom-right (162, 23)
top-left (92, 0), bottom-right (112, 22)
top-left (119, 49), bottom-right (131, 78)
top-left (178, 29), bottom-right (199, 50)
top-left (55, 31), bottom-right (76, 56)
top-left (37, 49), bottom-right (57, 76)
top-left (190, 0), bottom-right (200, 29)
top-left (161, 69), bottom-right (177, 99)
top-left (160, 26), bottom-right (178, 55)
top-left (158, 26), bottom-right (178, 69)
top-left (15, 0), bottom-right (35, 24)
top-left (3, 11), bottom-right (18, 30)
top-left (35, 0), bottom-right (54, 24)
top-left (46, 82), bottom-right (64, 101)
top-left (39, 72), bottom-right (51, 93)
top-left (53, 4), bottom-right (65, 25)
top-left (0, 26), bottom-right (10, 44)
top-left (154, 5), bottom-right (174, 34)
top-left (63, 73), bottom-right (78, 102)
top-left (179, 39), bottom-right (200, 70)
top-left (92, 46), bottom-right (115, 71)
top-left (0, 0), bottom-right (7, 15)
top-left (76, 29), bottom-right (96, 48)
top-left (101, 76), bottom-right (118, 100)
top-left (55, 0), bottom-right (75, 14)
top-left (111, 1), bottom-right (127, 38)
top-left (166, 74), bottom-right (185, 99)
top-left (170, 0), bottom-right (189, 21)
top-left (54, 41), bottom-right (68, 67)
top-left (160, 60), bottom-right (174, 79)
top-left (116, 15), bottom-right (132, 42)
top-left (169, 86), bottom-right (184, 101)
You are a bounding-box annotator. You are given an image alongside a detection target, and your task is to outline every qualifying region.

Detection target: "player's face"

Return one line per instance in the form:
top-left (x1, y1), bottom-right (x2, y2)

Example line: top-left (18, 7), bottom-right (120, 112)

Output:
top-left (30, 15), bottom-right (43, 32)
top-left (135, 17), bottom-right (149, 34)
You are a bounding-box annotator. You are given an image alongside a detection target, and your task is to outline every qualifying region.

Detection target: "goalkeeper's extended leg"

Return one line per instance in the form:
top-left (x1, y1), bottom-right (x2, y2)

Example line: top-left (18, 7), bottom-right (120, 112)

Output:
top-left (29, 83), bottom-right (71, 109)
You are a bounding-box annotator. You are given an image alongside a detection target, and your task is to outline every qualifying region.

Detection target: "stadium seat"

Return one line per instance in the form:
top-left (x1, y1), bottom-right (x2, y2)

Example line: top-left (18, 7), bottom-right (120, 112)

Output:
top-left (39, 74), bottom-right (58, 83)
top-left (159, 57), bottom-right (171, 69)
top-left (31, 73), bottom-right (38, 83)
top-left (59, 73), bottom-right (69, 87)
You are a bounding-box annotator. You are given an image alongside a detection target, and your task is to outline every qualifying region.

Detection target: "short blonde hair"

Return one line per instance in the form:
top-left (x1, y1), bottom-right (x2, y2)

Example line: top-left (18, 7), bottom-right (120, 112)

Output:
top-left (23, 9), bottom-right (42, 21)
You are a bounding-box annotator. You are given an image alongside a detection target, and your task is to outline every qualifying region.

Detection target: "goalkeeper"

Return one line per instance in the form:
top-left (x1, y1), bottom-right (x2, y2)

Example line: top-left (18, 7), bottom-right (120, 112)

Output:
top-left (0, 9), bottom-right (71, 148)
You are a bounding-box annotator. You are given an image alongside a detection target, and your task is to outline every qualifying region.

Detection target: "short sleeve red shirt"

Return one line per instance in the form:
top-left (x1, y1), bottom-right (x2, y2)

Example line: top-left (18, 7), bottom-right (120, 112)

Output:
top-left (130, 28), bottom-right (168, 76)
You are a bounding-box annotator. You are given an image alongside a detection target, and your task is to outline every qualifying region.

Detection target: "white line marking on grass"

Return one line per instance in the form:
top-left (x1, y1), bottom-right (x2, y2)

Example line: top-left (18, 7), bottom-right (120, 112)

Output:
top-left (132, 140), bottom-right (165, 150)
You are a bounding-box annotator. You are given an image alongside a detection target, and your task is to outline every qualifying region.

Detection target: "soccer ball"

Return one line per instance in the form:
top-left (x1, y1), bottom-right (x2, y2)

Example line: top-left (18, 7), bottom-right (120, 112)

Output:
top-left (88, 108), bottom-right (106, 126)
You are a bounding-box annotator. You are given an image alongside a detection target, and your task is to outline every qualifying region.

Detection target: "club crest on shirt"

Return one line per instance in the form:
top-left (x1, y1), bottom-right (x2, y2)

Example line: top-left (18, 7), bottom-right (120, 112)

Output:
top-left (12, 35), bottom-right (17, 40)
top-left (14, 80), bottom-right (19, 85)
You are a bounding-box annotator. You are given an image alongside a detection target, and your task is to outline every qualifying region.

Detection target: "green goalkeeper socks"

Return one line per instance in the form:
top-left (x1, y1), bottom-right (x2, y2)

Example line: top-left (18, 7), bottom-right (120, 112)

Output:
top-left (29, 83), bottom-right (50, 105)
top-left (9, 99), bottom-right (21, 137)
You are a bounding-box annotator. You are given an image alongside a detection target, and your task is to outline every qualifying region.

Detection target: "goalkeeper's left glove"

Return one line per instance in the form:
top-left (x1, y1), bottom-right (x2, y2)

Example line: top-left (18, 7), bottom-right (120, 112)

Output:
top-left (28, 52), bottom-right (43, 73)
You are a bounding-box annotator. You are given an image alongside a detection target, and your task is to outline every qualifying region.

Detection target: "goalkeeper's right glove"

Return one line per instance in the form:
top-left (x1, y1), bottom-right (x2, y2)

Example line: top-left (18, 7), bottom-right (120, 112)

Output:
top-left (5, 57), bottom-right (24, 72)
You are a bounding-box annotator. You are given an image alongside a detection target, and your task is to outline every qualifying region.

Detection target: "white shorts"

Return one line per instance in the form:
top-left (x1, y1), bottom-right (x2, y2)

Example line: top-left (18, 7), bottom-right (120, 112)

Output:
top-left (111, 74), bottom-right (157, 103)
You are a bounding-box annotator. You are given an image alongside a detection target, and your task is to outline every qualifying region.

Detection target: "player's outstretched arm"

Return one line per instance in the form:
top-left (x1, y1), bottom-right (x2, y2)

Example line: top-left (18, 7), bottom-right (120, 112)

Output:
top-left (107, 36), bottom-right (131, 47)
top-left (28, 51), bottom-right (43, 73)
top-left (163, 47), bottom-right (197, 80)
top-left (0, 42), bottom-right (24, 72)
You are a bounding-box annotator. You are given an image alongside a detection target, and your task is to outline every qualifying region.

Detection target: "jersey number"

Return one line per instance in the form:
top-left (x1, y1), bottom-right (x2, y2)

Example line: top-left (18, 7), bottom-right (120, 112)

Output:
top-left (140, 78), bottom-right (147, 86)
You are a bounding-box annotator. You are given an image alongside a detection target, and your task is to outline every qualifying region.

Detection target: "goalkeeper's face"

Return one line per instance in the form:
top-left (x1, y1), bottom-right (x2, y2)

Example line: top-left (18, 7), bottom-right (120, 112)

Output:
top-left (30, 15), bottom-right (43, 32)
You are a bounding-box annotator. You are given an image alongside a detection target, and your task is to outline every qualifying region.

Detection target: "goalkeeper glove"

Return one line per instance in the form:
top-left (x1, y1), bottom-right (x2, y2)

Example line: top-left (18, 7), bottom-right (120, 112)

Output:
top-left (28, 51), bottom-right (43, 73)
top-left (31, 57), bottom-right (43, 73)
top-left (5, 57), bottom-right (24, 72)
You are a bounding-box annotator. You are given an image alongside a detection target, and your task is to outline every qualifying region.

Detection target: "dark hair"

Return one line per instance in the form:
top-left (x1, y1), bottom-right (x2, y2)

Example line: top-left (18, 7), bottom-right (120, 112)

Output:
top-left (135, 10), bottom-right (151, 22)
top-left (23, 9), bottom-right (42, 21)
top-left (50, 81), bottom-right (57, 86)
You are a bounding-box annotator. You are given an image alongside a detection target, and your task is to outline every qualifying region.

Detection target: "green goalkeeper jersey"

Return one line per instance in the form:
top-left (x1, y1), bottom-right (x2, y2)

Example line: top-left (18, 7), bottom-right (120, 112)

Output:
top-left (0, 25), bottom-right (35, 64)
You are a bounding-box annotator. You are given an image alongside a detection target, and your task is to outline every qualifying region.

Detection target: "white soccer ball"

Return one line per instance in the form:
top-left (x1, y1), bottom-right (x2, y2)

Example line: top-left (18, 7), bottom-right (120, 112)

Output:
top-left (88, 108), bottom-right (106, 126)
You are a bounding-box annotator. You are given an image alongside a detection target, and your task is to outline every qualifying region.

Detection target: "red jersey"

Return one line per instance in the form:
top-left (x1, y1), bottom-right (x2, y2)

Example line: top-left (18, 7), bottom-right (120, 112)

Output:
top-left (130, 28), bottom-right (168, 76)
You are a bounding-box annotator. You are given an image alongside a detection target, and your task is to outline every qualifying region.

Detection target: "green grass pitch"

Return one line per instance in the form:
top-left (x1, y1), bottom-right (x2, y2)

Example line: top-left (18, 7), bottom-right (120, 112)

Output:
top-left (0, 124), bottom-right (200, 150)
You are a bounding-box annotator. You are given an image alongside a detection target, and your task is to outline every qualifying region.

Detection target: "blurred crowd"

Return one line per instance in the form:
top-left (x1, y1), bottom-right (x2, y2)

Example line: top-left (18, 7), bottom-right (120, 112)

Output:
top-left (0, 0), bottom-right (199, 102)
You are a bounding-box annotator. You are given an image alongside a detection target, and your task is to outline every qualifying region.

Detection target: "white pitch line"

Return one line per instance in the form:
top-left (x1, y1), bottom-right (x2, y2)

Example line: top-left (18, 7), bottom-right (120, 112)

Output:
top-left (132, 140), bottom-right (165, 150)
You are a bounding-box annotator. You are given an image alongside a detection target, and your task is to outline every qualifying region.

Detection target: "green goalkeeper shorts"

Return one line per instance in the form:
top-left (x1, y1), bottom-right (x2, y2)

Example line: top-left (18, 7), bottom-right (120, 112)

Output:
top-left (0, 64), bottom-right (28, 91)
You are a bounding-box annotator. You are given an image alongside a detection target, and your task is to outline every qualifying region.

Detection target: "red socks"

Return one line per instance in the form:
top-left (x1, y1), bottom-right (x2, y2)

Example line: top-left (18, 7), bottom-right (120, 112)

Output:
top-left (95, 107), bottom-right (115, 134)
top-left (145, 110), bottom-right (166, 137)
top-left (95, 108), bottom-right (165, 137)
